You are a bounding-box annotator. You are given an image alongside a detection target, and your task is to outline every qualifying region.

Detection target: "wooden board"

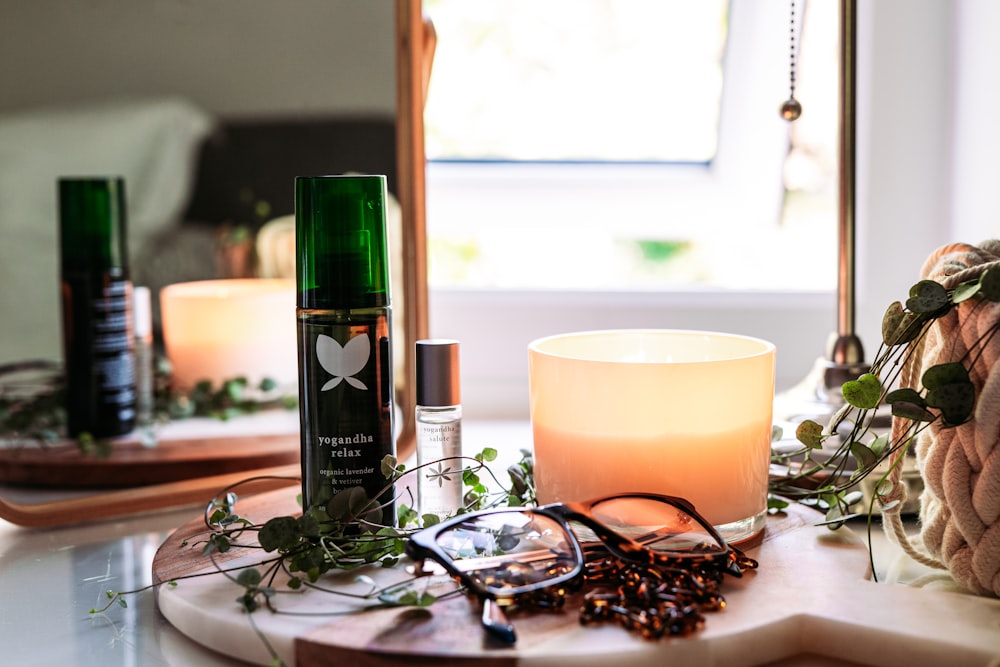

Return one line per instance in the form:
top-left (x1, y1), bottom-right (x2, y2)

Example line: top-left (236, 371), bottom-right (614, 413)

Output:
top-left (0, 463), bottom-right (300, 527)
top-left (0, 409), bottom-right (301, 488)
top-left (0, 432), bottom-right (299, 488)
top-left (153, 488), bottom-right (1000, 667)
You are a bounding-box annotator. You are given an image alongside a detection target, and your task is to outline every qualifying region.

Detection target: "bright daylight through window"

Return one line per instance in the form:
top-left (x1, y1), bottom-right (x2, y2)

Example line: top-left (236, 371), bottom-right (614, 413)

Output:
top-left (423, 0), bottom-right (837, 292)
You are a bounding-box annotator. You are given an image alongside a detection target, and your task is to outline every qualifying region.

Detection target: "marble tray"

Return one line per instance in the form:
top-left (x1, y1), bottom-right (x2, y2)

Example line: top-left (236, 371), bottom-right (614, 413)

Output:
top-left (152, 488), bottom-right (1000, 666)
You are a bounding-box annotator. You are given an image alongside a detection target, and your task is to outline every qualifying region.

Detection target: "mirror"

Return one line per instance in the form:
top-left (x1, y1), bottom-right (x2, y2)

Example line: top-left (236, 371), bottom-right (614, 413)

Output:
top-left (0, 0), bottom-right (430, 524)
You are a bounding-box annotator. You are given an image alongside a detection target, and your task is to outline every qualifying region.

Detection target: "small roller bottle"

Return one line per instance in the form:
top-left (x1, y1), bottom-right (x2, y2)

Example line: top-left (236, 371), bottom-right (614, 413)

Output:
top-left (133, 285), bottom-right (156, 447)
top-left (416, 339), bottom-right (463, 518)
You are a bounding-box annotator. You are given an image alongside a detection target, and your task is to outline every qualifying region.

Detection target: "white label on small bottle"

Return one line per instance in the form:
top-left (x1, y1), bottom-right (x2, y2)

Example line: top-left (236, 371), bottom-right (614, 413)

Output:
top-left (417, 417), bottom-right (463, 518)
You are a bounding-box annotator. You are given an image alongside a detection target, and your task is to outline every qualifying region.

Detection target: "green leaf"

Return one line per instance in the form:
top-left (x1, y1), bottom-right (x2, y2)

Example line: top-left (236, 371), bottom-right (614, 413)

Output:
top-left (396, 504), bottom-right (418, 528)
top-left (237, 592), bottom-right (259, 613)
top-left (480, 447), bottom-right (498, 462)
top-left (216, 534), bottom-right (232, 553)
top-left (849, 441), bottom-right (877, 470)
top-left (327, 486), bottom-right (372, 521)
top-left (842, 373), bottom-right (882, 410)
top-left (922, 362), bottom-right (970, 388)
top-left (822, 504), bottom-right (846, 529)
top-left (881, 302), bottom-right (925, 346)
top-left (980, 268), bottom-right (1000, 301)
top-left (889, 400), bottom-right (936, 422)
top-left (421, 513), bottom-right (441, 527)
top-left (381, 454), bottom-right (399, 479)
top-left (922, 362), bottom-right (974, 425)
top-left (869, 433), bottom-right (889, 459)
top-left (951, 280), bottom-right (981, 304)
top-left (906, 280), bottom-right (949, 314)
top-left (202, 533), bottom-right (229, 555)
top-left (926, 382), bottom-right (975, 426)
top-left (771, 424), bottom-right (784, 442)
top-left (296, 514), bottom-right (321, 538)
top-left (258, 515), bottom-right (300, 552)
top-left (223, 378), bottom-right (248, 401)
top-left (236, 568), bottom-right (262, 587)
top-left (767, 495), bottom-right (790, 512)
top-left (795, 420), bottom-right (825, 449)
top-left (885, 387), bottom-right (935, 421)
top-left (885, 387), bottom-right (924, 406)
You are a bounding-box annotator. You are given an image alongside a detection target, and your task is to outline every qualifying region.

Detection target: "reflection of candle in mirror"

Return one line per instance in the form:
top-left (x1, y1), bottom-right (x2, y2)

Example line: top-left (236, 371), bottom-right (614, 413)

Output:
top-left (160, 279), bottom-right (296, 392)
top-left (528, 330), bottom-right (775, 544)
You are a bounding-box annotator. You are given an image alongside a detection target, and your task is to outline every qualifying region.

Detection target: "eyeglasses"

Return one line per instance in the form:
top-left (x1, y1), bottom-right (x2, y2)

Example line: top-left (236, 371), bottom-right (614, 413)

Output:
top-left (405, 493), bottom-right (756, 643)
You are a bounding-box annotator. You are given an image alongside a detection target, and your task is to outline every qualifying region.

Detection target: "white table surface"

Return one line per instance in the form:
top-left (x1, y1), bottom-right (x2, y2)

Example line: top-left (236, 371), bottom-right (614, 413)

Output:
top-left (0, 420), bottom-right (983, 667)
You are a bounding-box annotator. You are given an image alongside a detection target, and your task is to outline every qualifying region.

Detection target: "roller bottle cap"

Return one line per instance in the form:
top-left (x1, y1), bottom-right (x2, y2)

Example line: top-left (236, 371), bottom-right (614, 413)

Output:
top-left (416, 339), bottom-right (461, 407)
top-left (295, 175), bottom-right (391, 310)
top-left (58, 177), bottom-right (128, 273)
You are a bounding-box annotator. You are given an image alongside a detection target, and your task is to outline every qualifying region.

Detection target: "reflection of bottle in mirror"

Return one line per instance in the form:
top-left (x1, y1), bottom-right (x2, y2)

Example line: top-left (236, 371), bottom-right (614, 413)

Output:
top-left (133, 285), bottom-right (156, 447)
top-left (58, 177), bottom-right (136, 438)
top-left (295, 175), bottom-right (395, 525)
top-left (416, 339), bottom-right (463, 518)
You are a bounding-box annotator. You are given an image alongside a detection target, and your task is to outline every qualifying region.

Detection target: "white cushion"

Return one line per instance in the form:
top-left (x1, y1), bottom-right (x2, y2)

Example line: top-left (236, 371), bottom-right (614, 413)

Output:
top-left (0, 97), bottom-right (213, 364)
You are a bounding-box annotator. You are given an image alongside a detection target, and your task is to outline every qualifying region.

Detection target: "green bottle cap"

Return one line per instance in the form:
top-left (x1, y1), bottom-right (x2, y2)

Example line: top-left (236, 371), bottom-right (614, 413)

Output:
top-left (295, 175), bottom-right (391, 309)
top-left (58, 177), bottom-right (128, 273)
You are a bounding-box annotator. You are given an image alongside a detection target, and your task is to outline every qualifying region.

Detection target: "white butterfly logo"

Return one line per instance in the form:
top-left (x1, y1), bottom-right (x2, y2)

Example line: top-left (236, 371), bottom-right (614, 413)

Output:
top-left (316, 334), bottom-right (370, 391)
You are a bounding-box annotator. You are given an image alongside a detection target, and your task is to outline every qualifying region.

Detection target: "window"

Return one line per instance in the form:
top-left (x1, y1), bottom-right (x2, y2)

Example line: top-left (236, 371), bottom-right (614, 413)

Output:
top-left (423, 0), bottom-right (838, 292)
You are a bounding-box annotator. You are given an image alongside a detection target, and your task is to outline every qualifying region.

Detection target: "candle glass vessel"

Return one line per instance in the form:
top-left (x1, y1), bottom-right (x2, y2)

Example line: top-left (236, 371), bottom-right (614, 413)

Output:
top-left (528, 329), bottom-right (776, 544)
top-left (160, 278), bottom-right (297, 392)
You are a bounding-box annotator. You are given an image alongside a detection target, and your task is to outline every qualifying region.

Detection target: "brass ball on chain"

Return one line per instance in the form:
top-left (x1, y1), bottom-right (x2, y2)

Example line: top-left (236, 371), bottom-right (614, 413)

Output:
top-left (780, 98), bottom-right (802, 121)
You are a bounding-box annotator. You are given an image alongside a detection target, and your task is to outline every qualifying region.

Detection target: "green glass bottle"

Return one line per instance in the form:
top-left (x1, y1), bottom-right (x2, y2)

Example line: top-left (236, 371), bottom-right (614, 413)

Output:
top-left (295, 175), bottom-right (395, 525)
top-left (58, 177), bottom-right (136, 438)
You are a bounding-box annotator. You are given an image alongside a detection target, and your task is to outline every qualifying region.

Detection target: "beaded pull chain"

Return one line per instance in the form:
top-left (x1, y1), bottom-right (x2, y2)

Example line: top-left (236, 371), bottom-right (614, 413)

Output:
top-left (780, 0), bottom-right (803, 121)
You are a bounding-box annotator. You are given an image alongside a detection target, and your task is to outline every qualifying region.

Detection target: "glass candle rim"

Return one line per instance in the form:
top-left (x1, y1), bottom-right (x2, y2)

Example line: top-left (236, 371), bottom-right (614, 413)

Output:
top-left (528, 328), bottom-right (775, 365)
top-left (160, 278), bottom-right (295, 301)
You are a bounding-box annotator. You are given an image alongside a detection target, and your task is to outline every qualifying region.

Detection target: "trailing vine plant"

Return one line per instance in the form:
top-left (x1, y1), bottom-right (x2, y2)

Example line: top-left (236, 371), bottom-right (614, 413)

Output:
top-left (89, 448), bottom-right (535, 665)
top-left (0, 353), bottom-right (296, 457)
top-left (768, 268), bottom-right (1000, 527)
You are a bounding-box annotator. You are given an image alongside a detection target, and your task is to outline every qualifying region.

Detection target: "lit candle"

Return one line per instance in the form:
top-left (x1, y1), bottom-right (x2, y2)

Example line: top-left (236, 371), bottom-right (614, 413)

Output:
top-left (160, 278), bottom-right (297, 392)
top-left (528, 329), bottom-right (775, 544)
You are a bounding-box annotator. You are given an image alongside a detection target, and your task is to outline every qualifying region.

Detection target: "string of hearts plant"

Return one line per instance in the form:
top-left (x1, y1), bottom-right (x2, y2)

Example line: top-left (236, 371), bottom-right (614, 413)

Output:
top-left (0, 354), bottom-right (296, 457)
top-left (768, 268), bottom-right (1000, 527)
top-left (89, 448), bottom-right (536, 666)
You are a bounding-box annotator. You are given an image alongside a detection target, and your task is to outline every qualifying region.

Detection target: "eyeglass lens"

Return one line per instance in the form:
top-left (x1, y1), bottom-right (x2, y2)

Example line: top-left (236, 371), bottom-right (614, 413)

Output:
top-left (434, 511), bottom-right (579, 597)
top-left (587, 496), bottom-right (726, 554)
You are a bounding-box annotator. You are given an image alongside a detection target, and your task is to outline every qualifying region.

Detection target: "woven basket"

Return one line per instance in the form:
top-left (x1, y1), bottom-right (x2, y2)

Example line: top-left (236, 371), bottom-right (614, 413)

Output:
top-left (883, 240), bottom-right (1000, 596)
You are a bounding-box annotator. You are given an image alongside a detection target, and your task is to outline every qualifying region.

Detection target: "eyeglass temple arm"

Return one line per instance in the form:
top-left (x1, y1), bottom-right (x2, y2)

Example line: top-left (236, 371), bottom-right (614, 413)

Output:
top-left (407, 544), bottom-right (519, 645)
top-left (481, 598), bottom-right (517, 644)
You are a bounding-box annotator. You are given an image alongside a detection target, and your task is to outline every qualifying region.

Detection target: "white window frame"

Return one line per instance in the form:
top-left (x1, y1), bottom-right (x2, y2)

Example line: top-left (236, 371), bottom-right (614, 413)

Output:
top-left (426, 0), bottom-right (791, 257)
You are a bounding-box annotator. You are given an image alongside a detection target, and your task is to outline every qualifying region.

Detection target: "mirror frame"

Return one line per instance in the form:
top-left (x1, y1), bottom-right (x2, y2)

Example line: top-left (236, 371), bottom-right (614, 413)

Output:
top-left (394, 0), bottom-right (433, 462)
top-left (0, 2), bottom-right (432, 526)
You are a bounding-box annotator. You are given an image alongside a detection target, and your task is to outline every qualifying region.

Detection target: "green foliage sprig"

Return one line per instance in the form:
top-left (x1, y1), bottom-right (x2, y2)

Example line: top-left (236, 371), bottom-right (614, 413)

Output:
top-left (0, 353), bottom-right (297, 457)
top-left (89, 448), bottom-right (534, 652)
top-left (0, 360), bottom-right (64, 445)
top-left (769, 268), bottom-right (1000, 527)
top-left (159, 374), bottom-right (297, 422)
